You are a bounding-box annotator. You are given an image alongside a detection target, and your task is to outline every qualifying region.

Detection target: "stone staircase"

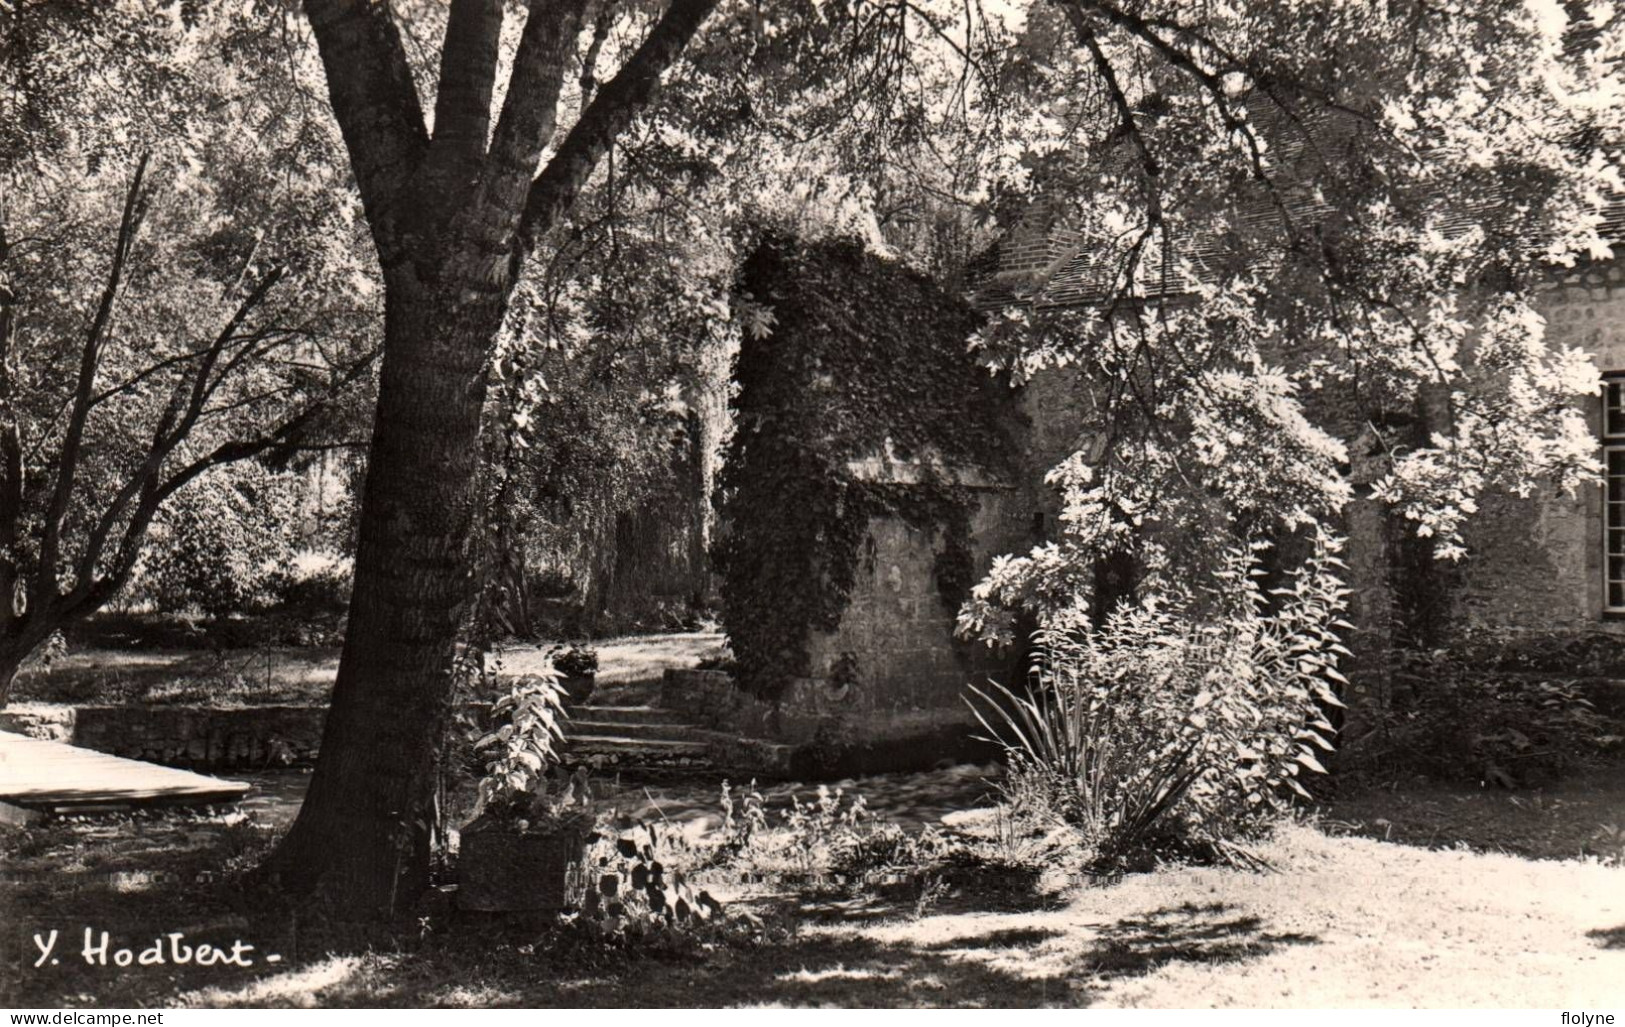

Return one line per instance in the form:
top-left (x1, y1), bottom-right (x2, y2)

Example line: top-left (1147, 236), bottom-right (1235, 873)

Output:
top-left (561, 702), bottom-right (721, 775)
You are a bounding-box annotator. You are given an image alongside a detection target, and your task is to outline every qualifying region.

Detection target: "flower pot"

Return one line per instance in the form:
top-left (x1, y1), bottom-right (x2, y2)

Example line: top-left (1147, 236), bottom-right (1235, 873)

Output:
top-left (559, 673), bottom-right (596, 706)
top-left (457, 811), bottom-right (593, 913)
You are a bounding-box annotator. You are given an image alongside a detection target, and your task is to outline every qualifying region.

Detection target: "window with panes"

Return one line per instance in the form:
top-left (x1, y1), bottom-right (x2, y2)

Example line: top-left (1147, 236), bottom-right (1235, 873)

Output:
top-left (1605, 376), bottom-right (1625, 612)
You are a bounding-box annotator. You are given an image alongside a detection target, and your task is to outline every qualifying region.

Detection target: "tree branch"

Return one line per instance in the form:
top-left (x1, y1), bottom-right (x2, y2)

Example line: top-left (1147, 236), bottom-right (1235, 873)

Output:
top-left (519, 0), bottom-right (719, 248)
top-left (482, 0), bottom-right (596, 229)
top-left (37, 154), bottom-right (148, 607)
top-left (430, 0), bottom-right (506, 164)
top-left (61, 343), bottom-right (381, 622)
top-left (579, 3), bottom-right (617, 104)
top-left (1069, 14), bottom-right (1161, 223)
top-left (58, 266), bottom-right (289, 617)
top-left (158, 344), bottom-right (381, 502)
top-left (173, 268), bottom-right (291, 445)
top-left (302, 0), bottom-right (430, 258)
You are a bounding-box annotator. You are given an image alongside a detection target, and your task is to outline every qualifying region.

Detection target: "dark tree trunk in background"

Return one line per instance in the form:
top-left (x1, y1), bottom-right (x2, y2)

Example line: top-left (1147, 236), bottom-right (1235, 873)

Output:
top-left (0, 648), bottom-right (26, 708)
top-left (593, 506), bottom-right (668, 631)
top-left (266, 0), bottom-right (718, 915)
top-left (684, 408), bottom-right (715, 607)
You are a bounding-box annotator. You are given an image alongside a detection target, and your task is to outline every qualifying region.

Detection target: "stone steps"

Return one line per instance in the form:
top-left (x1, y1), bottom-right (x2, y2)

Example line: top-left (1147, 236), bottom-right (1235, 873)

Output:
top-left (566, 734), bottom-right (710, 756)
top-left (561, 732), bottom-right (716, 774)
top-left (561, 701), bottom-right (722, 774)
top-left (559, 697), bottom-right (798, 777)
top-left (570, 704), bottom-right (685, 726)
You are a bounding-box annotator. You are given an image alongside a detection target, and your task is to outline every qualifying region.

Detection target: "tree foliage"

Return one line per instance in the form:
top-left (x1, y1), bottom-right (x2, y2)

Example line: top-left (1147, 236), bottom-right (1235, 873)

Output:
top-left (950, 0), bottom-right (1623, 657)
top-left (129, 464), bottom-right (306, 618)
top-left (12, 0), bottom-right (1620, 904)
top-left (0, 2), bottom-right (379, 694)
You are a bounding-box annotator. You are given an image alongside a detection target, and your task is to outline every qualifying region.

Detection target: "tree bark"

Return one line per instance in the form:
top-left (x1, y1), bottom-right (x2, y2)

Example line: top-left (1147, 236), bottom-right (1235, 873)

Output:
top-left (266, 271), bottom-right (502, 908)
top-left (0, 629), bottom-right (44, 708)
top-left (267, 0), bottom-right (721, 916)
top-left (0, 649), bottom-right (23, 709)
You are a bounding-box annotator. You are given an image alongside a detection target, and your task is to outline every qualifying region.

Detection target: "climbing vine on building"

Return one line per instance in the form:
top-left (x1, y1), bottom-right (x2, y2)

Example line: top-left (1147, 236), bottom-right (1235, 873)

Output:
top-left (715, 233), bottom-right (1022, 699)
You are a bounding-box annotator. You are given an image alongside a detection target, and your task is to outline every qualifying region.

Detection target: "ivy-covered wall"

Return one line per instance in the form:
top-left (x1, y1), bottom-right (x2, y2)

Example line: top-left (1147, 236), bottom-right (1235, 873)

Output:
top-left (714, 233), bottom-right (1030, 762)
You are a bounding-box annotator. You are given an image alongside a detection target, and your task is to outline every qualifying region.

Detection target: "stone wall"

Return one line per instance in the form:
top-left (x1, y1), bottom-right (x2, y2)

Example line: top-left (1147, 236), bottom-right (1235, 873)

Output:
top-left (660, 666), bottom-right (996, 777)
top-left (671, 460), bottom-right (1030, 773)
top-left (1442, 260), bottom-right (1625, 638)
top-left (0, 703), bottom-right (325, 769)
top-left (789, 473), bottom-right (1029, 770)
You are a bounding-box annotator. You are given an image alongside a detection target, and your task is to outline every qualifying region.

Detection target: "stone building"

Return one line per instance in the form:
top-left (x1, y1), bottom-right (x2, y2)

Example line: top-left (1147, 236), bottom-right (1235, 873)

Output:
top-left (698, 198), bottom-right (1625, 773)
top-left (1446, 259), bottom-right (1625, 634)
top-left (700, 237), bottom-right (1035, 773)
top-left (964, 197), bottom-right (1625, 719)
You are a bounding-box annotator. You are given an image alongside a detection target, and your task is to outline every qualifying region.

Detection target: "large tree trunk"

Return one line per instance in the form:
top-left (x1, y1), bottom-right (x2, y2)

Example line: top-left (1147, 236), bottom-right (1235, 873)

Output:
top-left (267, 277), bottom-right (501, 910)
top-left (268, 0), bottom-right (719, 917)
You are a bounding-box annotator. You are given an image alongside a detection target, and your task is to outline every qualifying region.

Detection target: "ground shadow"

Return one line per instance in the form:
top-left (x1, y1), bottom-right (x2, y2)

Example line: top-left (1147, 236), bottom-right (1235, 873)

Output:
top-left (1587, 925), bottom-right (1625, 950)
top-left (923, 926), bottom-right (1064, 951)
top-left (5, 801), bottom-right (1315, 1007)
top-left (271, 898), bottom-right (1318, 1007)
top-left (788, 873), bottom-right (1070, 925)
top-left (1076, 901), bottom-right (1319, 984)
top-left (4, 868), bottom-right (1321, 1008)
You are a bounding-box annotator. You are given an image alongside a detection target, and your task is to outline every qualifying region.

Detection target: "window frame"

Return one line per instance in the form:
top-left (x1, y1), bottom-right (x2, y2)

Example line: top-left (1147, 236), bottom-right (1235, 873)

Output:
top-left (1603, 373), bottom-right (1625, 617)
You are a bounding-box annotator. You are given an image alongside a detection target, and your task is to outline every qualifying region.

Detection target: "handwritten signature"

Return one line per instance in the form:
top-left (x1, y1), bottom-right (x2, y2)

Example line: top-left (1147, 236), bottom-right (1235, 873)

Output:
top-left (31, 929), bottom-right (282, 969)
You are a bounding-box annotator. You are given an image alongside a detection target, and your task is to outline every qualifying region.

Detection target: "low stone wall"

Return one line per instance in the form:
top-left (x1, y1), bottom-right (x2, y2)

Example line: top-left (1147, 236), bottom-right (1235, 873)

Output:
top-left (0, 703), bottom-right (76, 742)
top-left (77, 705), bottom-right (326, 769)
top-left (0, 703), bottom-right (326, 770)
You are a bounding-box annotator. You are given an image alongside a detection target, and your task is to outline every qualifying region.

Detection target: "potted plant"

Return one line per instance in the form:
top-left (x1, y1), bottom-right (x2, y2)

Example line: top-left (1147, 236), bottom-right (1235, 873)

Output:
top-left (550, 643), bottom-right (599, 706)
top-left (458, 677), bottom-right (595, 913)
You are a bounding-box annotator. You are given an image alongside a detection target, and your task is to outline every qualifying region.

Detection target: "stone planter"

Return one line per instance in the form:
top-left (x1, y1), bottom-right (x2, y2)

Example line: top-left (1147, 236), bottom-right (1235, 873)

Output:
top-left (559, 673), bottom-right (596, 706)
top-left (457, 810), bottom-right (593, 913)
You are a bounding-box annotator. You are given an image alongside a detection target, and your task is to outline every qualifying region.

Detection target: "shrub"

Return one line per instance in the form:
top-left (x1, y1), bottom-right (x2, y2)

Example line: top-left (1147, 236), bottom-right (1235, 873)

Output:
top-left (549, 644), bottom-right (599, 678)
top-left (1450, 629), bottom-right (1625, 680)
top-left (269, 555), bottom-right (353, 613)
top-left (1348, 648), bottom-right (1621, 787)
top-left (711, 779), bottom-right (915, 881)
top-left (969, 537), bottom-right (1349, 871)
top-left (581, 820), bottom-right (725, 929)
top-left (712, 781), bottom-right (871, 877)
top-left (127, 464), bottom-right (305, 617)
top-left (828, 822), bottom-right (938, 877)
top-left (469, 675), bottom-right (573, 823)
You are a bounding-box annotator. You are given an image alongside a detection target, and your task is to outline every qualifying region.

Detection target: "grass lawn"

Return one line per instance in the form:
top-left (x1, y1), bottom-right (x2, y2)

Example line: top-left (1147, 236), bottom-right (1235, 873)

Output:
top-left (5, 628), bottom-right (1622, 1007)
top-left (1323, 764), bottom-right (1625, 863)
top-left (3, 778), bottom-right (1622, 1008)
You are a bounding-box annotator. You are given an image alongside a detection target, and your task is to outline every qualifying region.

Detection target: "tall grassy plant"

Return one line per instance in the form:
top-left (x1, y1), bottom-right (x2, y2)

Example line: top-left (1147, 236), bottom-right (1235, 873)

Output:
top-left (967, 676), bottom-right (1203, 870)
top-left (968, 533), bottom-right (1351, 869)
